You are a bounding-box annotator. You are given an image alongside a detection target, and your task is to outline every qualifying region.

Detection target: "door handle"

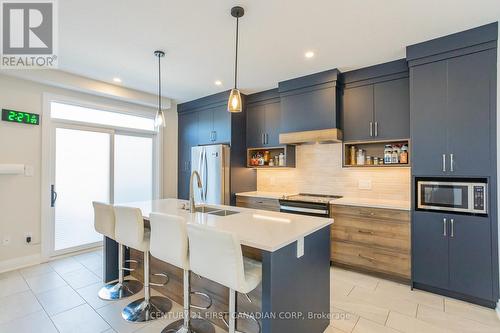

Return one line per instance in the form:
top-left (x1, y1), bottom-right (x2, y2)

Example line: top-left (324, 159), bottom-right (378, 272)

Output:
top-left (50, 185), bottom-right (57, 207)
top-left (358, 229), bottom-right (374, 235)
top-left (369, 122), bottom-right (373, 137)
top-left (261, 133), bottom-right (265, 145)
top-left (450, 219), bottom-right (454, 238)
top-left (265, 133), bottom-right (269, 145)
top-left (450, 154), bottom-right (454, 172)
top-left (374, 122), bottom-right (378, 137)
top-left (442, 154), bottom-right (446, 172)
top-left (443, 218), bottom-right (447, 236)
top-left (213, 131), bottom-right (217, 142)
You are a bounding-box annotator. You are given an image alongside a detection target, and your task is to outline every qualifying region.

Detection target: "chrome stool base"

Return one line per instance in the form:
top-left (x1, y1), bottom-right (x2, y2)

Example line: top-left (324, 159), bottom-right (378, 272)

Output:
top-left (162, 318), bottom-right (215, 333)
top-left (122, 296), bottom-right (172, 322)
top-left (98, 280), bottom-right (143, 300)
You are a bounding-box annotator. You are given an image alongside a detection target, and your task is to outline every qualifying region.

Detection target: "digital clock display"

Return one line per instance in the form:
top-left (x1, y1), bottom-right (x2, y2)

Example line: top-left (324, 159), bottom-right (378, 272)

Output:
top-left (1, 109), bottom-right (40, 125)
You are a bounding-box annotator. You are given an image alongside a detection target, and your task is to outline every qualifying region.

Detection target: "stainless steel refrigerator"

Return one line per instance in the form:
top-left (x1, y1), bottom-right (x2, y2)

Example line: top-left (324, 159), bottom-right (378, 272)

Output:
top-left (191, 144), bottom-right (230, 205)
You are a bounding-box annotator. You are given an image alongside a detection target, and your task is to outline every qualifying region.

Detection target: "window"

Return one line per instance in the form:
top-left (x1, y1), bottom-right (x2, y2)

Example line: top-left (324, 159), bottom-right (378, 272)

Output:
top-left (50, 102), bottom-right (155, 131)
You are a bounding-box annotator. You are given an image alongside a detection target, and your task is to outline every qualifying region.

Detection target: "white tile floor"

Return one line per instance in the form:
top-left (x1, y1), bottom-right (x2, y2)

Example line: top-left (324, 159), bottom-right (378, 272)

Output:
top-left (0, 249), bottom-right (499, 333)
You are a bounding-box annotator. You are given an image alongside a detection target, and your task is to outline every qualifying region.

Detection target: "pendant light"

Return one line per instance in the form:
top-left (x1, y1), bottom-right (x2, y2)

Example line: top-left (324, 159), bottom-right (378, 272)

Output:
top-left (154, 50), bottom-right (166, 128)
top-left (227, 6), bottom-right (244, 113)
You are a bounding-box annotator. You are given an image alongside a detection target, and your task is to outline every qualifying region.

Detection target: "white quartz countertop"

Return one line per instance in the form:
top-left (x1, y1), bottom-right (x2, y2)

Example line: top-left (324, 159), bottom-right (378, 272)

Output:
top-left (235, 191), bottom-right (410, 211)
top-left (330, 197), bottom-right (411, 211)
top-left (235, 191), bottom-right (297, 199)
top-left (118, 199), bottom-right (333, 252)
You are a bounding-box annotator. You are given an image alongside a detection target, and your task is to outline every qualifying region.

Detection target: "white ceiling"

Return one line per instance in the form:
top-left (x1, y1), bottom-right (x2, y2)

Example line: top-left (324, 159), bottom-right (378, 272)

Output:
top-left (56, 0), bottom-right (500, 103)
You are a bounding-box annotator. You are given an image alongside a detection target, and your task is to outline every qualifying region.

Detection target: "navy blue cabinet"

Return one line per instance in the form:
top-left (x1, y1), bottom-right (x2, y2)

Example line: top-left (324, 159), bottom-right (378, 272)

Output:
top-left (410, 61), bottom-right (448, 176)
top-left (246, 89), bottom-right (281, 148)
top-left (342, 60), bottom-right (409, 142)
top-left (408, 23), bottom-right (497, 177)
top-left (412, 211), bottom-right (449, 290)
top-left (409, 22), bottom-right (498, 307)
top-left (412, 211), bottom-right (493, 303)
top-left (197, 105), bottom-right (231, 145)
top-left (448, 215), bottom-right (493, 300)
top-left (278, 69), bottom-right (341, 134)
top-left (177, 111), bottom-right (198, 199)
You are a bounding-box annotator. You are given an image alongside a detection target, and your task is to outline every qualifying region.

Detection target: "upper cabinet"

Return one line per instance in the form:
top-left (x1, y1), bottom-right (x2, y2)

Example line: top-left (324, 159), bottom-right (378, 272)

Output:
top-left (246, 89), bottom-right (281, 148)
top-left (342, 59), bottom-right (410, 142)
top-left (177, 91), bottom-right (252, 200)
top-left (278, 69), bottom-right (341, 134)
top-left (197, 104), bottom-right (231, 145)
top-left (407, 23), bottom-right (497, 177)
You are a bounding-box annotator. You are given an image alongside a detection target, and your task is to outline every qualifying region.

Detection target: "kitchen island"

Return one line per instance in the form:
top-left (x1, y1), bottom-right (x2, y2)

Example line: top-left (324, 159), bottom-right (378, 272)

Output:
top-left (104, 199), bottom-right (333, 333)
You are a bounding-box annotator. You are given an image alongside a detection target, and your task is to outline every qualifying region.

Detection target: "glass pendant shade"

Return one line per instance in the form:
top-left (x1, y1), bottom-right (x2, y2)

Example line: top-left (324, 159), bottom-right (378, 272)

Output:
top-left (227, 88), bottom-right (242, 113)
top-left (154, 109), bottom-right (165, 128)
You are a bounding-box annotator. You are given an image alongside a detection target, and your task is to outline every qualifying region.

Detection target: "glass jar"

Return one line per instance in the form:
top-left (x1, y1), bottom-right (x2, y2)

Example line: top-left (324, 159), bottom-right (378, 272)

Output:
top-left (384, 145), bottom-right (392, 164)
top-left (400, 144), bottom-right (409, 164)
top-left (356, 149), bottom-right (365, 165)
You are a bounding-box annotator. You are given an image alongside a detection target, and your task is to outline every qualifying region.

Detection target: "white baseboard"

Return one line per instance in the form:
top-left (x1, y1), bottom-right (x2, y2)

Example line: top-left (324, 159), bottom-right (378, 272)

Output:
top-left (0, 253), bottom-right (45, 274)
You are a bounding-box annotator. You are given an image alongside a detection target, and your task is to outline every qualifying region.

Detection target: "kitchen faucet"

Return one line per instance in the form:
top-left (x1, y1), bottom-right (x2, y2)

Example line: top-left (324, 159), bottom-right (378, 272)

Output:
top-left (189, 170), bottom-right (203, 213)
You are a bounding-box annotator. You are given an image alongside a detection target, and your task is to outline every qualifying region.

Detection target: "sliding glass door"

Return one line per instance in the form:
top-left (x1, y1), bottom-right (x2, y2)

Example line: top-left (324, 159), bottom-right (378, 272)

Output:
top-left (44, 98), bottom-right (159, 257)
top-left (54, 127), bottom-right (112, 252)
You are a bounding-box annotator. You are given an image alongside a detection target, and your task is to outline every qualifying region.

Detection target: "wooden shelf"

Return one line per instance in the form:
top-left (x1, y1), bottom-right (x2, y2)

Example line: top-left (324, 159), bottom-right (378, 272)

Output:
top-left (343, 139), bottom-right (410, 168)
top-left (247, 145), bottom-right (295, 168)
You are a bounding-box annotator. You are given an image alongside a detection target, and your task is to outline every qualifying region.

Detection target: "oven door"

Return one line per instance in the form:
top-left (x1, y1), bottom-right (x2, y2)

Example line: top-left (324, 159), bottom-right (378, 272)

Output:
top-left (279, 200), bottom-right (330, 217)
top-left (417, 181), bottom-right (471, 213)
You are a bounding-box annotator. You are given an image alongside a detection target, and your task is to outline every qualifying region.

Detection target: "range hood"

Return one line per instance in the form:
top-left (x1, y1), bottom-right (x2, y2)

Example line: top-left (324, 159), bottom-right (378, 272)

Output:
top-left (279, 128), bottom-right (343, 144)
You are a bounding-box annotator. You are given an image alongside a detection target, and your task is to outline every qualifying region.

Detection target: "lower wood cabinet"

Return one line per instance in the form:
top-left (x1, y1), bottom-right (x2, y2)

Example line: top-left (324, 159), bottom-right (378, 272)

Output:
top-left (330, 204), bottom-right (411, 281)
top-left (235, 195), bottom-right (280, 211)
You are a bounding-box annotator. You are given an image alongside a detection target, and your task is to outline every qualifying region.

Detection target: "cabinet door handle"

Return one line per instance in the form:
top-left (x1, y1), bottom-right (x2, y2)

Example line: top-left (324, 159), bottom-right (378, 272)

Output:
top-left (369, 122), bottom-right (373, 137)
top-left (442, 154), bottom-right (446, 172)
top-left (213, 131), bottom-right (217, 142)
top-left (358, 254), bottom-right (375, 262)
top-left (358, 229), bottom-right (374, 235)
top-left (374, 122), bottom-right (378, 137)
top-left (443, 218), bottom-right (447, 236)
top-left (450, 218), bottom-right (454, 238)
top-left (450, 154), bottom-right (454, 172)
top-left (262, 133), bottom-right (265, 145)
top-left (265, 133), bottom-right (269, 145)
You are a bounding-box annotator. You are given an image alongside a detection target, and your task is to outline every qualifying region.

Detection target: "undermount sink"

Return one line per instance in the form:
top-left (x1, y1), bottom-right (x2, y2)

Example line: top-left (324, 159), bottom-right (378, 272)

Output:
top-left (194, 206), bottom-right (221, 213)
top-left (208, 209), bottom-right (240, 216)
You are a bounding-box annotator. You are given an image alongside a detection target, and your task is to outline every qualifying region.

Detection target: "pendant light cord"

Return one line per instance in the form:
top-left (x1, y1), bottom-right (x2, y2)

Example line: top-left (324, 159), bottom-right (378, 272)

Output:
top-left (234, 16), bottom-right (239, 89)
top-left (157, 54), bottom-right (162, 113)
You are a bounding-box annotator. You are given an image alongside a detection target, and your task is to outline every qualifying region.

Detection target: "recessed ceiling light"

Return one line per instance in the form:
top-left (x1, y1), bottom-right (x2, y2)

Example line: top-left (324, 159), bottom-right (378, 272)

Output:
top-left (305, 51), bottom-right (315, 59)
top-left (113, 77), bottom-right (122, 83)
top-left (214, 80), bottom-right (222, 86)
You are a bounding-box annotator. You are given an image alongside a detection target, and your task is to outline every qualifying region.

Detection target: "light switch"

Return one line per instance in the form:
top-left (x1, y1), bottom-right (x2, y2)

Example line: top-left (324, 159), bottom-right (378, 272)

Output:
top-left (358, 179), bottom-right (372, 190)
top-left (296, 237), bottom-right (304, 258)
top-left (25, 165), bottom-right (34, 177)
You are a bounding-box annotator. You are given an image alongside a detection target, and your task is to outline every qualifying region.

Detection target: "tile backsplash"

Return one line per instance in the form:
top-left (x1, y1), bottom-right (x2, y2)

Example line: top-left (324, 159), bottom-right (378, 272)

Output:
top-left (257, 143), bottom-right (411, 201)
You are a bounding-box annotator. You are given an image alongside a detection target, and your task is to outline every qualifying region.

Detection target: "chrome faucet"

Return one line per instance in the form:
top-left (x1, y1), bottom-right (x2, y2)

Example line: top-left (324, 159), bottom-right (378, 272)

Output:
top-left (189, 170), bottom-right (203, 213)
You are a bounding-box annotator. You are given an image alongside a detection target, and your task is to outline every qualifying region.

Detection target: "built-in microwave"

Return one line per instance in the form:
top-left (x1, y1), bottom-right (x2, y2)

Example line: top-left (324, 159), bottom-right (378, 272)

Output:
top-left (416, 178), bottom-right (487, 215)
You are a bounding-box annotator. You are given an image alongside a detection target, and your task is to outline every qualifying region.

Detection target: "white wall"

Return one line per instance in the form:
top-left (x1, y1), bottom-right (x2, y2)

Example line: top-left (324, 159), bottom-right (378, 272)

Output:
top-left (0, 74), bottom-right (177, 271)
top-left (163, 103), bottom-right (178, 199)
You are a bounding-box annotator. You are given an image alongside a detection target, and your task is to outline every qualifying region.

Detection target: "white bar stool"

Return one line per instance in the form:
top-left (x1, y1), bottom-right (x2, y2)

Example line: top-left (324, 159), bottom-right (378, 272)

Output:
top-left (114, 206), bottom-right (172, 322)
top-left (149, 213), bottom-right (215, 333)
top-left (92, 202), bottom-right (143, 300)
top-left (187, 224), bottom-right (262, 333)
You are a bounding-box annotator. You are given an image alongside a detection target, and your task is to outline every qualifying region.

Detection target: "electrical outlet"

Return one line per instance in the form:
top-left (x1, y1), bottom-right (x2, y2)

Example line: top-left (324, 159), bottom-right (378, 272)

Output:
top-left (2, 236), bottom-right (11, 246)
top-left (358, 179), bottom-right (372, 190)
top-left (25, 165), bottom-right (34, 177)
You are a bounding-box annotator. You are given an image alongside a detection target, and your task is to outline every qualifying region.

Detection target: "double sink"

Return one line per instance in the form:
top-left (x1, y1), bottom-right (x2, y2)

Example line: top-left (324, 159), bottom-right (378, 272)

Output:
top-left (194, 205), bottom-right (240, 216)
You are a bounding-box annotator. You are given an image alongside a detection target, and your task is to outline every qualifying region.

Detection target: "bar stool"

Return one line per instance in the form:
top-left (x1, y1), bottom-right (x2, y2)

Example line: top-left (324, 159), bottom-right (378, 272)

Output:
top-left (187, 224), bottom-right (262, 333)
top-left (114, 206), bottom-right (172, 322)
top-left (149, 213), bottom-right (215, 333)
top-left (92, 202), bottom-right (142, 300)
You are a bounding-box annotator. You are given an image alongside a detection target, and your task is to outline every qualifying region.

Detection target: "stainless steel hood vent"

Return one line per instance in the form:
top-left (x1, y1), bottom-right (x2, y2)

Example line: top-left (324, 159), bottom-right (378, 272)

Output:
top-left (279, 128), bottom-right (343, 144)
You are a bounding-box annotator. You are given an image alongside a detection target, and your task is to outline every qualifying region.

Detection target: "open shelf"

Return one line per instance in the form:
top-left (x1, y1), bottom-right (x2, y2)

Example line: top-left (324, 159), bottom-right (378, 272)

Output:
top-left (343, 139), bottom-right (411, 168)
top-left (247, 145), bottom-right (296, 168)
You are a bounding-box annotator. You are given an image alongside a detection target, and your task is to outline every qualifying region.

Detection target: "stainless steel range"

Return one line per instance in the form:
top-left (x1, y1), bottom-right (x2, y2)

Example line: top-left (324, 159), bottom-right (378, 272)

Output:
top-left (279, 193), bottom-right (342, 217)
